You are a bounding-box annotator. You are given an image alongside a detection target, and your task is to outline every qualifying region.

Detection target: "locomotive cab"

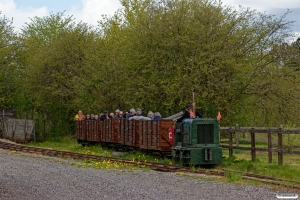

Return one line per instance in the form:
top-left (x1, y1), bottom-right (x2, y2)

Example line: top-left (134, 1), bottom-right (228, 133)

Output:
top-left (172, 118), bottom-right (222, 165)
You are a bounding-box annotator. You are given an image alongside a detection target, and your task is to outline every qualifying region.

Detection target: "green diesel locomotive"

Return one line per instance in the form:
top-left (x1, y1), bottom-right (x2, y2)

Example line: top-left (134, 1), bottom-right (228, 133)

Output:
top-left (172, 118), bottom-right (222, 165)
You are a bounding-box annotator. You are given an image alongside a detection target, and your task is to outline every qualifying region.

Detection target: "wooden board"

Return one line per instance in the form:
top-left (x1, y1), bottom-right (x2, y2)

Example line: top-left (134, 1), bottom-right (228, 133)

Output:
top-left (112, 119), bottom-right (120, 144)
top-left (3, 119), bottom-right (35, 142)
top-left (148, 120), bottom-right (158, 150)
top-left (157, 120), bottom-right (173, 152)
top-left (104, 119), bottom-right (112, 143)
top-left (97, 121), bottom-right (103, 142)
top-left (125, 120), bottom-right (133, 146)
top-left (139, 121), bottom-right (148, 149)
top-left (118, 119), bottom-right (125, 145)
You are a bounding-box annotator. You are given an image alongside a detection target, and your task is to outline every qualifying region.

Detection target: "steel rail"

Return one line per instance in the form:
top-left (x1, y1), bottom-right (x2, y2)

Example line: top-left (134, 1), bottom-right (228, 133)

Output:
top-left (0, 141), bottom-right (299, 190)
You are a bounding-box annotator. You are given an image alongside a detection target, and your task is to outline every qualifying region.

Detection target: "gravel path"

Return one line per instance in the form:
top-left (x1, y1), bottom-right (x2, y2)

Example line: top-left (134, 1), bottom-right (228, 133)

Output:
top-left (0, 148), bottom-right (280, 200)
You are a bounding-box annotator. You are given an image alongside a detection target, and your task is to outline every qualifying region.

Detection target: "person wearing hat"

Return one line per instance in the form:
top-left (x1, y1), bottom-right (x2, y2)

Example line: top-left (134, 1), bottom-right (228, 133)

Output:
top-left (176, 104), bottom-right (203, 122)
top-left (100, 110), bottom-right (112, 121)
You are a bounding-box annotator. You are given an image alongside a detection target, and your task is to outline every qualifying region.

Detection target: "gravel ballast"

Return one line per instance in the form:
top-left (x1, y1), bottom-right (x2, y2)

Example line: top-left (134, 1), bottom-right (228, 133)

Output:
top-left (0, 148), bottom-right (280, 200)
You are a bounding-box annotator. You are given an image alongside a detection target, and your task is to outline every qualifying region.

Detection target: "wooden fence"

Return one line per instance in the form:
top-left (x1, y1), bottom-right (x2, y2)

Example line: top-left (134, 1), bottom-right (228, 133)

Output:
top-left (0, 110), bottom-right (15, 119)
top-left (220, 126), bottom-right (300, 165)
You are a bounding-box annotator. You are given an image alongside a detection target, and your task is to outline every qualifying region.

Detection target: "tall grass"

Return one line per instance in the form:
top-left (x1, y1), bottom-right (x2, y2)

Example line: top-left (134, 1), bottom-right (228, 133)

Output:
top-left (219, 154), bottom-right (300, 181)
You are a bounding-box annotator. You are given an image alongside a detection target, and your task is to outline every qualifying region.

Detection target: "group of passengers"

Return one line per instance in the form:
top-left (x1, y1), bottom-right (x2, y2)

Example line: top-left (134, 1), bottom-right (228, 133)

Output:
top-left (74, 108), bottom-right (162, 121)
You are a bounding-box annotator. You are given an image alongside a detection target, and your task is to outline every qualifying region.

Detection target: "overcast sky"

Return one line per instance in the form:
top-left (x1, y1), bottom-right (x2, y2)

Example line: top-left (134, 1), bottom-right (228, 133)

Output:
top-left (0, 0), bottom-right (299, 38)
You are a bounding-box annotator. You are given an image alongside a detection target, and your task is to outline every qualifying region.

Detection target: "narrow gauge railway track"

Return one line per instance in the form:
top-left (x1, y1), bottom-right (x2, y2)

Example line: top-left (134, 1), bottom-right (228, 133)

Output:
top-left (0, 141), bottom-right (299, 190)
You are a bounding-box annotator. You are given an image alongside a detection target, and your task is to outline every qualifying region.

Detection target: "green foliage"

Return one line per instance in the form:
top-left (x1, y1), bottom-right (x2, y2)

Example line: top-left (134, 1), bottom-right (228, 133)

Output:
top-left (19, 12), bottom-right (97, 135)
top-left (1, 0), bottom-right (299, 137)
top-left (0, 13), bottom-right (20, 109)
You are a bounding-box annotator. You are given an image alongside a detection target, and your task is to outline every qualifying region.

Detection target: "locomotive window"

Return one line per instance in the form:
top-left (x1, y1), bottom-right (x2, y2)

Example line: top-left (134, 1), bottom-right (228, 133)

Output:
top-left (197, 124), bottom-right (214, 144)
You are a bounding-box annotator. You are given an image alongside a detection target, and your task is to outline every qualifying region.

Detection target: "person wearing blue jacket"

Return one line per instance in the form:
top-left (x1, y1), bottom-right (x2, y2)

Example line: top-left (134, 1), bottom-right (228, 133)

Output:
top-left (154, 112), bottom-right (162, 120)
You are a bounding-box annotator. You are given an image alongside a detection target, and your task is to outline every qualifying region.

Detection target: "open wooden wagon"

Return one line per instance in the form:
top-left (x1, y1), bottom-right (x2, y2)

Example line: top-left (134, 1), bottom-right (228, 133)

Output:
top-left (75, 119), bottom-right (174, 154)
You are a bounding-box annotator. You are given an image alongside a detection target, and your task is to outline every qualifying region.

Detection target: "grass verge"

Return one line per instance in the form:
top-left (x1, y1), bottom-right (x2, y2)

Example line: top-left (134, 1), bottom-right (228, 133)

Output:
top-left (26, 136), bottom-right (173, 168)
top-left (25, 136), bottom-right (300, 190)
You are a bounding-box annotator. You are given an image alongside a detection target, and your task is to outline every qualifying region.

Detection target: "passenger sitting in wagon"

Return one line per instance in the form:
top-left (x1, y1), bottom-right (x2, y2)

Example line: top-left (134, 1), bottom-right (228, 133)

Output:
top-left (147, 111), bottom-right (154, 120)
top-left (94, 115), bottom-right (99, 120)
top-left (74, 110), bottom-right (85, 121)
top-left (110, 113), bottom-right (114, 118)
top-left (129, 111), bottom-right (151, 120)
top-left (153, 112), bottom-right (162, 120)
top-left (114, 109), bottom-right (120, 118)
top-left (136, 108), bottom-right (143, 116)
top-left (126, 108), bottom-right (136, 119)
top-left (100, 110), bottom-right (112, 120)
top-left (85, 114), bottom-right (91, 120)
top-left (176, 104), bottom-right (203, 122)
top-left (114, 110), bottom-right (123, 118)
top-left (119, 111), bottom-right (124, 118)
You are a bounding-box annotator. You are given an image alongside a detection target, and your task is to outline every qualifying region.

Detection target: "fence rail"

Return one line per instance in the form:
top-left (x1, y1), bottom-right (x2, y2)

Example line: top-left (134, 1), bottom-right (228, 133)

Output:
top-left (220, 126), bottom-right (300, 165)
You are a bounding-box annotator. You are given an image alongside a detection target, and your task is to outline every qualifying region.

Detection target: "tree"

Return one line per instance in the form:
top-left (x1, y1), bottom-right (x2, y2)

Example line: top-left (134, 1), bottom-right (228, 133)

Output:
top-left (10, 0), bottom-right (300, 138)
top-left (97, 0), bottom-right (297, 125)
top-left (0, 12), bottom-right (20, 109)
top-left (20, 12), bottom-right (96, 135)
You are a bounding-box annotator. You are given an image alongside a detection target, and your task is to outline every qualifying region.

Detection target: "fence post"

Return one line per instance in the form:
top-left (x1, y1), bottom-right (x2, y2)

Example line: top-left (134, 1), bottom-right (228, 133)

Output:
top-left (268, 130), bottom-right (272, 163)
top-left (0, 110), bottom-right (3, 138)
top-left (250, 128), bottom-right (256, 161)
top-left (278, 127), bottom-right (283, 165)
top-left (1, 110), bottom-right (4, 138)
top-left (12, 119), bottom-right (16, 141)
top-left (235, 124), bottom-right (239, 147)
top-left (37, 112), bottom-right (40, 139)
top-left (43, 114), bottom-right (46, 139)
top-left (229, 128), bottom-right (233, 157)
